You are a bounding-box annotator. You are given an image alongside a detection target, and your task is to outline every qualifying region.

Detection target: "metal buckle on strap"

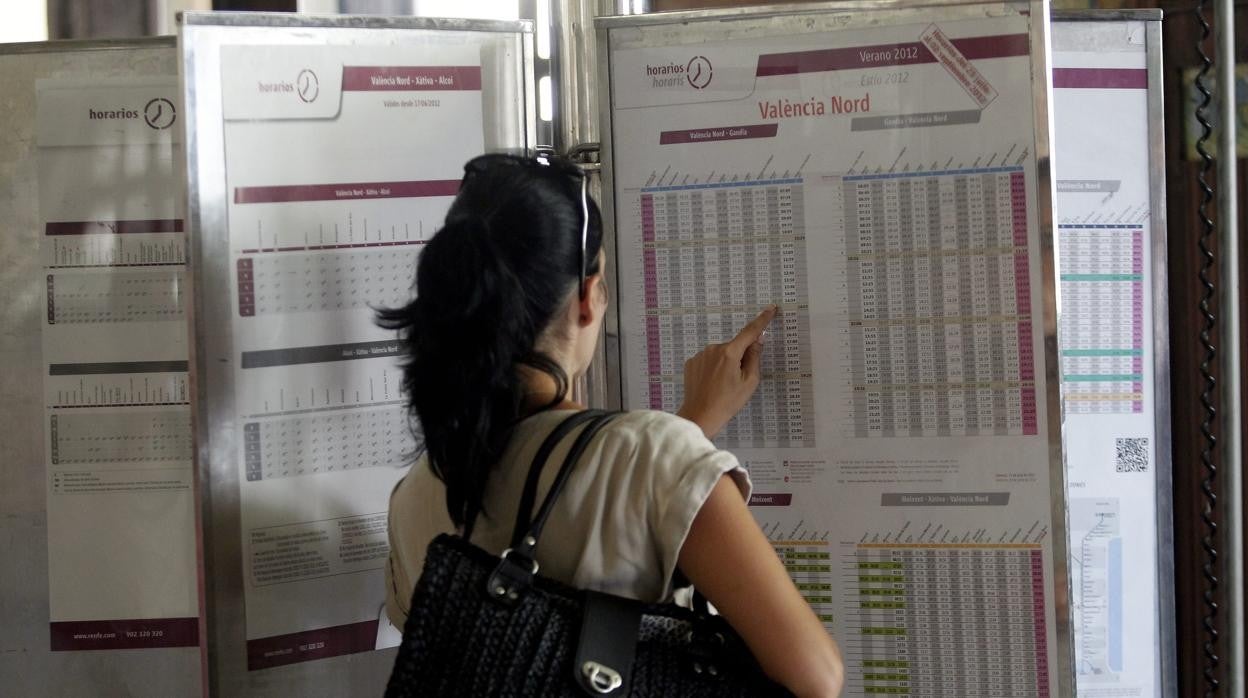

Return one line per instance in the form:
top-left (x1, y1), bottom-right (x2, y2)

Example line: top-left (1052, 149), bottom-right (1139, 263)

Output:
top-left (581, 661), bottom-right (623, 694)
top-left (486, 548), bottom-right (539, 605)
top-left (499, 547), bottom-right (540, 575)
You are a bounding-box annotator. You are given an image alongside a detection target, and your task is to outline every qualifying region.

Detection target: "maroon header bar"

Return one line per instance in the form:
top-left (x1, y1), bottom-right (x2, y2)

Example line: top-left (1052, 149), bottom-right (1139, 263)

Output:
top-left (50, 617), bottom-right (199, 651)
top-left (660, 123), bottom-right (779, 145)
top-left (749, 493), bottom-right (794, 507)
top-left (234, 179), bottom-right (460, 204)
top-left (247, 619), bottom-right (378, 670)
top-left (1053, 68), bottom-right (1147, 89)
top-left (756, 34), bottom-right (1029, 77)
top-left (45, 219), bottom-right (184, 236)
top-left (342, 66), bottom-right (482, 91)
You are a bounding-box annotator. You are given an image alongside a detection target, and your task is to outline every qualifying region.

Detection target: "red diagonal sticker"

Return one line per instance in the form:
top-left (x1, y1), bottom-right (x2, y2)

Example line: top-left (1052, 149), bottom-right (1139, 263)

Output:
top-left (920, 25), bottom-right (1001, 109)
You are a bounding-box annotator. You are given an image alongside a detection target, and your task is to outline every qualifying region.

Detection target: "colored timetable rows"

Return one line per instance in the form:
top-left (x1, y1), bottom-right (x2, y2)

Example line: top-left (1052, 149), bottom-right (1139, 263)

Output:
top-left (845, 545), bottom-right (1050, 697)
top-left (637, 179), bottom-right (815, 448)
top-left (1058, 225), bottom-right (1144, 414)
top-left (773, 540), bottom-right (836, 627)
top-left (832, 167), bottom-right (1037, 437)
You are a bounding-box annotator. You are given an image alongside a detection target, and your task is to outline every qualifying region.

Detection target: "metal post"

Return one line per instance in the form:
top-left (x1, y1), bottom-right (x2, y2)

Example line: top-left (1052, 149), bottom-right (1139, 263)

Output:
top-left (609, 0), bottom-right (650, 13)
top-left (552, 0), bottom-right (650, 153)
top-left (552, 0), bottom-right (619, 409)
top-left (1215, 0), bottom-right (1243, 694)
top-left (553, 0), bottom-right (600, 152)
top-left (517, 0), bottom-right (555, 148)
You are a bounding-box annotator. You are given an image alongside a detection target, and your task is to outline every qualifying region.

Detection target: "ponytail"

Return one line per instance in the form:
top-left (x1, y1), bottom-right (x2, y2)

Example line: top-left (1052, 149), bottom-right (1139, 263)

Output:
top-left (378, 155), bottom-right (600, 528)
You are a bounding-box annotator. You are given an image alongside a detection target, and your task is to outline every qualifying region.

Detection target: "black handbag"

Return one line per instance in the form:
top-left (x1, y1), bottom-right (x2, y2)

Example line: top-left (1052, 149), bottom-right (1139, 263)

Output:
top-left (385, 410), bottom-right (791, 697)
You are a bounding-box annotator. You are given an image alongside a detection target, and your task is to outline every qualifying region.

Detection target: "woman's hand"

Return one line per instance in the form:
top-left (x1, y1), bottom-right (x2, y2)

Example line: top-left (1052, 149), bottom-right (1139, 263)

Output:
top-left (676, 305), bottom-right (778, 439)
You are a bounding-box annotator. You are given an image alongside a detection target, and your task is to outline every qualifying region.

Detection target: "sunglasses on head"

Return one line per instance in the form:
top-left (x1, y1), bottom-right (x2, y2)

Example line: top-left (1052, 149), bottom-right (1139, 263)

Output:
top-left (461, 151), bottom-right (591, 300)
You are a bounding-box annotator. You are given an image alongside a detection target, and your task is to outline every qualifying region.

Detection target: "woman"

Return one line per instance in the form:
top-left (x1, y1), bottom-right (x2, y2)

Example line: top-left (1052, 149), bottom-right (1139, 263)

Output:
top-left (380, 153), bottom-right (843, 697)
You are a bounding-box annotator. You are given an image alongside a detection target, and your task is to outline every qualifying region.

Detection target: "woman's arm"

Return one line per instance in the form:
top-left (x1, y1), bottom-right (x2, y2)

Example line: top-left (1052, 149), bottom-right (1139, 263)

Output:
top-left (678, 476), bottom-right (844, 698)
top-left (675, 305), bottom-right (843, 694)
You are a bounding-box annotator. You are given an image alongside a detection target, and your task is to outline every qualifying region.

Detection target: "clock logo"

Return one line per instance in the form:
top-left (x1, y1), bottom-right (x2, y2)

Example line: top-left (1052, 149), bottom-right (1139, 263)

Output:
top-left (686, 56), bottom-right (712, 89)
top-left (297, 69), bottom-right (320, 103)
top-left (143, 98), bottom-right (176, 130)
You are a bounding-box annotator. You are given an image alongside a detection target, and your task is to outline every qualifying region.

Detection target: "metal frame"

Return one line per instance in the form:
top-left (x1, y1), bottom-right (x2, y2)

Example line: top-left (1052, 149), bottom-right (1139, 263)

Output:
top-left (597, 0), bottom-right (1023, 29)
top-left (1052, 12), bottom-right (1177, 696)
top-left (595, 4), bottom-right (1073, 697)
top-left (0, 36), bottom-right (204, 698)
top-left (593, 14), bottom-right (620, 411)
top-left (1051, 9), bottom-right (1162, 22)
top-left (1144, 17), bottom-right (1179, 698)
top-left (0, 36), bottom-right (175, 55)
top-left (1027, 7), bottom-right (1075, 689)
top-left (181, 11), bottom-right (531, 33)
top-left (180, 12), bottom-right (533, 695)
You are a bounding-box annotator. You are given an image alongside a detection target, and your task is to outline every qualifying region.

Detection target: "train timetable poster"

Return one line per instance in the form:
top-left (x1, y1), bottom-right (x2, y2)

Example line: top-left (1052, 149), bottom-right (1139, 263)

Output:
top-left (604, 4), bottom-right (1067, 696)
top-left (217, 43), bottom-right (483, 669)
top-left (36, 78), bottom-right (199, 652)
top-left (1053, 17), bottom-right (1166, 697)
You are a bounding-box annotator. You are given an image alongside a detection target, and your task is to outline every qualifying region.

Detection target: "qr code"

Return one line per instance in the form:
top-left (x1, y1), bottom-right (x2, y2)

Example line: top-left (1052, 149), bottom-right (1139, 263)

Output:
top-left (1115, 438), bottom-right (1150, 472)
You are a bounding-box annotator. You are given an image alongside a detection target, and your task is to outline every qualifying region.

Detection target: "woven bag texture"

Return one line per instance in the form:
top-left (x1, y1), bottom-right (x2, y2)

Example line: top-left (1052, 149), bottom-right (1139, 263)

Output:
top-left (385, 534), bottom-right (792, 697)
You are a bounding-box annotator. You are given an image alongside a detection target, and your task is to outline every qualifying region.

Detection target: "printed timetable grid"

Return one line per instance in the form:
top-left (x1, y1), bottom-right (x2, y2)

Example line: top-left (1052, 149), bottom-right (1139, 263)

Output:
top-left (773, 539), bottom-right (836, 630)
top-left (636, 178), bottom-right (815, 449)
top-left (42, 219), bottom-right (192, 496)
top-left (243, 404), bottom-right (412, 481)
top-left (831, 166), bottom-right (1037, 438)
top-left (1058, 224), bottom-right (1144, 414)
top-left (845, 544), bottom-right (1050, 697)
top-left (236, 244), bottom-right (423, 317)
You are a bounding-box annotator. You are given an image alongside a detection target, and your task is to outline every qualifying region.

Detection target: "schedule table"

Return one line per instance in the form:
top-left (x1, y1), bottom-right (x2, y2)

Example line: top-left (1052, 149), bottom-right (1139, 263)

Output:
top-left (1057, 224), bottom-right (1144, 414)
top-left (845, 544), bottom-right (1050, 697)
top-left (636, 177), bottom-right (815, 449)
top-left (243, 405), bottom-right (412, 481)
top-left (831, 166), bottom-right (1037, 438)
top-left (774, 539), bottom-right (836, 628)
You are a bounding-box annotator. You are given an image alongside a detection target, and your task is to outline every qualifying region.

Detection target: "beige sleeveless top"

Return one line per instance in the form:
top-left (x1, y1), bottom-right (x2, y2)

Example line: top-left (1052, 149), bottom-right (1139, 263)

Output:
top-left (384, 409), bottom-right (750, 628)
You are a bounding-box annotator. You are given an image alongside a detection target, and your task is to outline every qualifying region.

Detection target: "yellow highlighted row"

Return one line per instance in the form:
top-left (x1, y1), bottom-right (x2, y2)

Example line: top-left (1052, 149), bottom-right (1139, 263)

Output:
top-left (785, 564), bottom-right (833, 572)
top-left (863, 660), bottom-right (910, 669)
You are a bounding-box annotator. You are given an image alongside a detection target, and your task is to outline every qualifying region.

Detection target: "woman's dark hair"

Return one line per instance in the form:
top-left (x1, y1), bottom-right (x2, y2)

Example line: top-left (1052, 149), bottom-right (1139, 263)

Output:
top-left (377, 154), bottom-right (603, 529)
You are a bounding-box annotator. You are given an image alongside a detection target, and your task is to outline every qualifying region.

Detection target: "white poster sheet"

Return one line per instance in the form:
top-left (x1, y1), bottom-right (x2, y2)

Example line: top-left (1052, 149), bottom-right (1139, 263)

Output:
top-left (1053, 19), bottom-right (1162, 698)
top-left (608, 8), bottom-right (1062, 696)
top-left (218, 44), bottom-right (484, 669)
top-left (36, 78), bottom-right (200, 651)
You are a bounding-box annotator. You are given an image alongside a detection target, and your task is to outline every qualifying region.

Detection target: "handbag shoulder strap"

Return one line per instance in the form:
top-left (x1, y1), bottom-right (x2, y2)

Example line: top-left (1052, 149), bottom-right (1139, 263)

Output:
top-left (508, 409), bottom-right (605, 548)
top-left (463, 410), bottom-right (599, 543)
top-left (487, 410), bottom-right (618, 604)
top-left (532, 411), bottom-right (618, 535)
top-left (511, 410), bottom-right (619, 556)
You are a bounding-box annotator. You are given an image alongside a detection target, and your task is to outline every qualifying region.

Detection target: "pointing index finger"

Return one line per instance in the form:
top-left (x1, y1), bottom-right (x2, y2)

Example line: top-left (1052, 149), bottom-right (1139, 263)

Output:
top-left (726, 305), bottom-right (778, 355)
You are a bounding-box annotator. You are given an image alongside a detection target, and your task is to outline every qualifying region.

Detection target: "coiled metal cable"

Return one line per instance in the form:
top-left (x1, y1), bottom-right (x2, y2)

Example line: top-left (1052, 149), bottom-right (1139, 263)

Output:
top-left (1192, 0), bottom-right (1221, 694)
